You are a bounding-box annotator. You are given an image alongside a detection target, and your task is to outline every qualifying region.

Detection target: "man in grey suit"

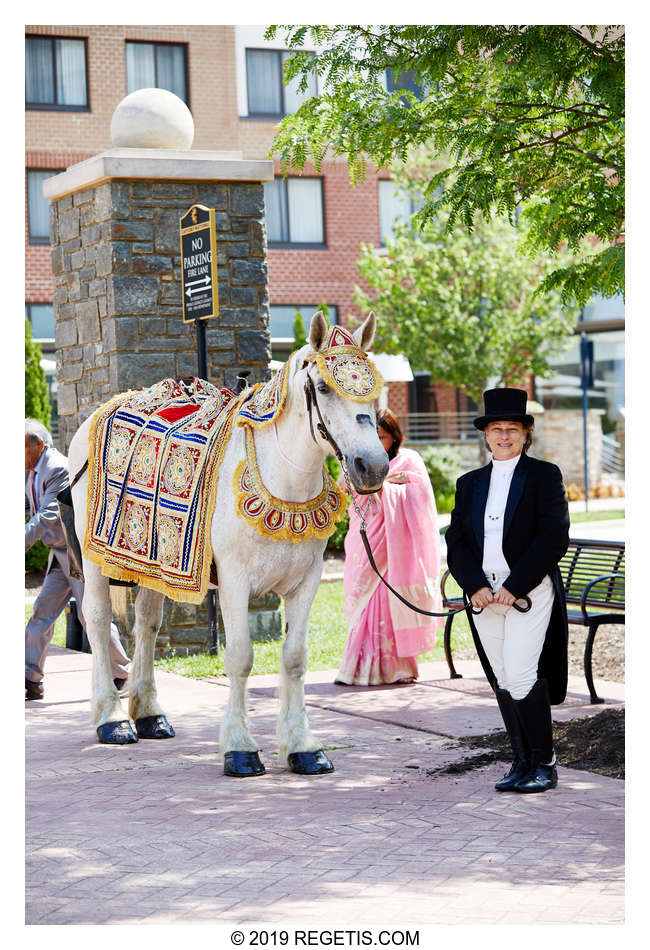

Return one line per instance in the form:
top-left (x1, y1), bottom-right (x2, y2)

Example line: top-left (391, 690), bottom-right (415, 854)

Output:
top-left (25, 419), bottom-right (131, 700)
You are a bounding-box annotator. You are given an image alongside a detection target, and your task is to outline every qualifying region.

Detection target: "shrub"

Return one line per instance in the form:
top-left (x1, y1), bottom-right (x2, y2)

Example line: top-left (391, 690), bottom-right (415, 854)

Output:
top-left (290, 309), bottom-right (307, 352)
top-left (418, 445), bottom-right (464, 513)
top-left (325, 455), bottom-right (350, 549)
top-left (25, 535), bottom-right (50, 574)
top-left (25, 319), bottom-right (52, 573)
top-left (25, 318), bottom-right (51, 427)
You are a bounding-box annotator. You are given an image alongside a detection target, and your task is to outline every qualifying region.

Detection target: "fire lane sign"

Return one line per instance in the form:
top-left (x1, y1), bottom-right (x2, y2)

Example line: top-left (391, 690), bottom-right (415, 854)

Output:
top-left (180, 204), bottom-right (219, 323)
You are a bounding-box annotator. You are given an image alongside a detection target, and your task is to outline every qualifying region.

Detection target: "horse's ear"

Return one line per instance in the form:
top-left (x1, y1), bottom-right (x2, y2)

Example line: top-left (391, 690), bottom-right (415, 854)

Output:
top-left (308, 311), bottom-right (329, 351)
top-left (352, 312), bottom-right (376, 352)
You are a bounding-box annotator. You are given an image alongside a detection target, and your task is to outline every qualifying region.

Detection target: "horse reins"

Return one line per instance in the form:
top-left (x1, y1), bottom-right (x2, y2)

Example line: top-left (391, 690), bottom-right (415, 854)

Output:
top-left (303, 369), bottom-right (531, 619)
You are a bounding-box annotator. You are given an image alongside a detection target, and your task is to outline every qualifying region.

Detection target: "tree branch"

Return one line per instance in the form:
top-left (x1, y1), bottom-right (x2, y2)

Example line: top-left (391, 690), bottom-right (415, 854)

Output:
top-left (502, 116), bottom-right (614, 155)
top-left (493, 99), bottom-right (611, 115)
top-left (569, 26), bottom-right (621, 63)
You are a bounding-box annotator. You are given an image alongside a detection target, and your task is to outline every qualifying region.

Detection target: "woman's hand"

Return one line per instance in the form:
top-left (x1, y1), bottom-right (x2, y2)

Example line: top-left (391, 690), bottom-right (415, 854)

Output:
top-left (493, 586), bottom-right (516, 607)
top-left (385, 471), bottom-right (408, 484)
top-left (471, 586), bottom-right (494, 609)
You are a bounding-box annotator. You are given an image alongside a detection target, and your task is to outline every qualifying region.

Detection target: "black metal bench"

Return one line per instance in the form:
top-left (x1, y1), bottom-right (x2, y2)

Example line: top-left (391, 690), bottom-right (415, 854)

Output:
top-left (440, 538), bottom-right (625, 704)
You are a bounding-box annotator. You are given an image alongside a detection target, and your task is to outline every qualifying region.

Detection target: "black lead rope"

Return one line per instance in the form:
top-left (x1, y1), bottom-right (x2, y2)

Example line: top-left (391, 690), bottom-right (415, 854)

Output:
top-left (359, 527), bottom-right (531, 618)
top-left (69, 458), bottom-right (89, 490)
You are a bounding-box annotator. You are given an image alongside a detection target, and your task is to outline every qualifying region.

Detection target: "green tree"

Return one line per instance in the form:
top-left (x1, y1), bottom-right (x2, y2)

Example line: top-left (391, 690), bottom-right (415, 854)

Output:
top-left (291, 308), bottom-right (308, 352)
top-left (25, 318), bottom-right (51, 427)
top-left (267, 25), bottom-right (624, 305)
top-left (354, 175), bottom-right (580, 405)
top-left (25, 317), bottom-right (52, 574)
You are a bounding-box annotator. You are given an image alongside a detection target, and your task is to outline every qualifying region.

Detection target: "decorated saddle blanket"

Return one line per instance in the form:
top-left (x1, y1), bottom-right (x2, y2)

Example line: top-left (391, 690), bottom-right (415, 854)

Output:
top-left (84, 377), bottom-right (241, 604)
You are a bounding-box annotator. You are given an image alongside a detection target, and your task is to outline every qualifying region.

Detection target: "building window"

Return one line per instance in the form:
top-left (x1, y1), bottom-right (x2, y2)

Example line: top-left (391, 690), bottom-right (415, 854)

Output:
top-left (385, 67), bottom-right (425, 100)
top-left (580, 292), bottom-right (625, 325)
top-left (379, 179), bottom-right (425, 244)
top-left (27, 170), bottom-right (56, 245)
top-left (26, 303), bottom-right (55, 343)
top-left (264, 178), bottom-right (325, 246)
top-left (25, 35), bottom-right (88, 109)
top-left (126, 41), bottom-right (188, 104)
top-left (269, 304), bottom-right (338, 343)
top-left (246, 48), bottom-right (316, 116)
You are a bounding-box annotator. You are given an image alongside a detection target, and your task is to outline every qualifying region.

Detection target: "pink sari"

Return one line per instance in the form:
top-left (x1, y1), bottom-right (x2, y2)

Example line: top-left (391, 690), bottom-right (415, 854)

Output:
top-left (336, 448), bottom-right (443, 685)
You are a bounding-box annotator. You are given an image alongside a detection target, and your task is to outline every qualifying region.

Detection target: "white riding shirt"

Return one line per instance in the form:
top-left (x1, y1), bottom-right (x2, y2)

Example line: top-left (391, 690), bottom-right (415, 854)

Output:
top-left (482, 453), bottom-right (522, 578)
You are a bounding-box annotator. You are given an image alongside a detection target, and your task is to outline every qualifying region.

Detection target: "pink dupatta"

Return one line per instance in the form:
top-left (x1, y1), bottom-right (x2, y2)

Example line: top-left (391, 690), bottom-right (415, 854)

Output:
top-left (343, 448), bottom-right (443, 657)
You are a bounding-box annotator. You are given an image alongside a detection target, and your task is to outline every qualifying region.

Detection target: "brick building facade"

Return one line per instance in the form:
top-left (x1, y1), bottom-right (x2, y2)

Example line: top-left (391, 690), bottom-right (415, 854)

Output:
top-left (26, 23), bottom-right (464, 435)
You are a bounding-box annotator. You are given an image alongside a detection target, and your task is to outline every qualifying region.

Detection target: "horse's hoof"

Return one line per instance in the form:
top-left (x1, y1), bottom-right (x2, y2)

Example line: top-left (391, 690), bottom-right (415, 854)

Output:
top-left (224, 751), bottom-right (266, 777)
top-left (287, 750), bottom-right (335, 774)
top-left (96, 720), bottom-right (138, 744)
top-left (135, 715), bottom-right (175, 739)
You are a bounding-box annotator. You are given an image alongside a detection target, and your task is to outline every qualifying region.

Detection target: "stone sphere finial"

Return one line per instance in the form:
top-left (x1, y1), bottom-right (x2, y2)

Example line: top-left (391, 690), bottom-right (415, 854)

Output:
top-left (110, 88), bottom-right (194, 149)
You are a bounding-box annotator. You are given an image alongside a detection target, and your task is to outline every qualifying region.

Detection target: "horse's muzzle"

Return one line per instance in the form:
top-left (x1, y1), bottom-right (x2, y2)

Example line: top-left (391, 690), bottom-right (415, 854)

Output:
top-left (346, 452), bottom-right (389, 494)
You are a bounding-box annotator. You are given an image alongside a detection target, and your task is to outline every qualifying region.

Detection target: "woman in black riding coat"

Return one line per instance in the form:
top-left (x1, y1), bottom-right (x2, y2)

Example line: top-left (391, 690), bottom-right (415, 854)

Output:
top-left (445, 388), bottom-right (570, 793)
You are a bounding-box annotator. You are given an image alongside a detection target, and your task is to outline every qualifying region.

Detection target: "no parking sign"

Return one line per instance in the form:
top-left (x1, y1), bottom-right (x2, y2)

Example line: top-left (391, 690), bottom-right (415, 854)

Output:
top-left (179, 204), bottom-right (219, 324)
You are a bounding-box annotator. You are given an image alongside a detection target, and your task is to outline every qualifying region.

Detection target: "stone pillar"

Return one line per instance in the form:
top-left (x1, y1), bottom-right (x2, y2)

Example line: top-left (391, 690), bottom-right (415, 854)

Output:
top-left (44, 149), bottom-right (273, 451)
top-left (43, 146), bottom-right (280, 655)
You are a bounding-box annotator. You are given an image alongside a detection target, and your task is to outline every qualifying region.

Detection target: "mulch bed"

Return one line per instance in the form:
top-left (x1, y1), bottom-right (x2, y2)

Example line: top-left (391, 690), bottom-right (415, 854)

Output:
top-left (431, 707), bottom-right (624, 780)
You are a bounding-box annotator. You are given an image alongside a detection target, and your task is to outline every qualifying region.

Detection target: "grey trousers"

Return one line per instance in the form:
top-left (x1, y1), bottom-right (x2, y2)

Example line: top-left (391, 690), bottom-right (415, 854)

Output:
top-left (25, 547), bottom-right (131, 684)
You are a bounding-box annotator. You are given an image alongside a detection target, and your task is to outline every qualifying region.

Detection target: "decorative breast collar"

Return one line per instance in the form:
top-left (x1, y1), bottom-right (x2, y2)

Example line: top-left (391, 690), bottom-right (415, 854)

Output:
top-left (233, 426), bottom-right (347, 543)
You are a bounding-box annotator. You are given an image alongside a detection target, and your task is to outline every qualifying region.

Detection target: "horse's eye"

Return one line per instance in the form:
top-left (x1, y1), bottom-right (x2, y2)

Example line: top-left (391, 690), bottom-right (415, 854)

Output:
top-left (317, 382), bottom-right (330, 395)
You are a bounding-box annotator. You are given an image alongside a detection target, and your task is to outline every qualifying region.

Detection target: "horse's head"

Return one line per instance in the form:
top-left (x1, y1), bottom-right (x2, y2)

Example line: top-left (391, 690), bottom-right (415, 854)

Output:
top-left (294, 311), bottom-right (390, 494)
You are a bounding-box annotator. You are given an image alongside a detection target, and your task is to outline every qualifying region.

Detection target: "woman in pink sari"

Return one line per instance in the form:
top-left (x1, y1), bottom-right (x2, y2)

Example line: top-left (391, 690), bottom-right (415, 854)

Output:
top-left (336, 409), bottom-right (443, 685)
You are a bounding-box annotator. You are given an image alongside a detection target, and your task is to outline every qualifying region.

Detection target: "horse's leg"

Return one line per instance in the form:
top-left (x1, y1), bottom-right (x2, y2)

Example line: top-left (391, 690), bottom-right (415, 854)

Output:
top-left (128, 587), bottom-right (175, 739)
top-left (218, 574), bottom-right (265, 777)
top-left (278, 565), bottom-right (334, 774)
top-left (82, 560), bottom-right (137, 744)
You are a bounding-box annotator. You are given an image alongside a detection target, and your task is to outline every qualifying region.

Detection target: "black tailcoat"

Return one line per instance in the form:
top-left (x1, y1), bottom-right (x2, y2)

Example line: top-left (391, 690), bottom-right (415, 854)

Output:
top-left (445, 452), bottom-right (570, 704)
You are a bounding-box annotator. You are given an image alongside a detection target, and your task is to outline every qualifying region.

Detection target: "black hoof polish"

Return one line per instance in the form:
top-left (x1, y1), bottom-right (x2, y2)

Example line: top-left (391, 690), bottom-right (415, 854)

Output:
top-left (224, 751), bottom-right (266, 777)
top-left (135, 715), bottom-right (176, 739)
top-left (96, 720), bottom-right (138, 744)
top-left (287, 750), bottom-right (335, 774)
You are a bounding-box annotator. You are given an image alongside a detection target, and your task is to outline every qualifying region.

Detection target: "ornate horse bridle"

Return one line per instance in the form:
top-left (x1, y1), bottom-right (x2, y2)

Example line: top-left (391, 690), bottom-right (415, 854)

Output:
top-left (303, 366), bottom-right (531, 619)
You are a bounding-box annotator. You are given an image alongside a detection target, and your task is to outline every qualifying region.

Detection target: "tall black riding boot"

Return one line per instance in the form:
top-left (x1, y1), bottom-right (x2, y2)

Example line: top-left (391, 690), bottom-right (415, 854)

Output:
top-left (512, 679), bottom-right (558, 793)
top-left (494, 687), bottom-right (530, 791)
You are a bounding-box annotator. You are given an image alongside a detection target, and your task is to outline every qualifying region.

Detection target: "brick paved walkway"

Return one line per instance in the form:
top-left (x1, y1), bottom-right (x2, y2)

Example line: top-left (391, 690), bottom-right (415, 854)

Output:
top-left (26, 648), bottom-right (624, 925)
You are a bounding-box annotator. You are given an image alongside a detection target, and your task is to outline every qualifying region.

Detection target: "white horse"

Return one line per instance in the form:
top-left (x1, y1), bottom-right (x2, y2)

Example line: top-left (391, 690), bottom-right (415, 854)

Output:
top-left (68, 311), bottom-right (389, 776)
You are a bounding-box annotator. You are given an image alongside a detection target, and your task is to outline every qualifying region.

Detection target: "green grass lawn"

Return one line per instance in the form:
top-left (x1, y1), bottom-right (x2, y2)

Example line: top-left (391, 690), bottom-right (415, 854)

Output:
top-left (569, 508), bottom-right (624, 523)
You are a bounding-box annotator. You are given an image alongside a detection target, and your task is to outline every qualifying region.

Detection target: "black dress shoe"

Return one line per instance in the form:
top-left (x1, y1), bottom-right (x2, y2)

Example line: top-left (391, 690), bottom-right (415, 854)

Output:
top-left (26, 679), bottom-right (44, 700)
top-left (513, 754), bottom-right (558, 793)
top-left (495, 758), bottom-right (530, 791)
top-left (512, 679), bottom-right (557, 792)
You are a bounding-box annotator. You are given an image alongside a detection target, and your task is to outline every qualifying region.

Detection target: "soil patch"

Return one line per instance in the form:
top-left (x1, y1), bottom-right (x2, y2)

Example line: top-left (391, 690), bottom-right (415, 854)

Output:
top-left (430, 707), bottom-right (624, 780)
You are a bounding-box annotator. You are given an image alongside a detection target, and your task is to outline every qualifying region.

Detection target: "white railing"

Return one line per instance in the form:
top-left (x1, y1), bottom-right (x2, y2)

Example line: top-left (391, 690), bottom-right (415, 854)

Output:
top-left (602, 433), bottom-right (624, 475)
top-left (399, 412), bottom-right (478, 443)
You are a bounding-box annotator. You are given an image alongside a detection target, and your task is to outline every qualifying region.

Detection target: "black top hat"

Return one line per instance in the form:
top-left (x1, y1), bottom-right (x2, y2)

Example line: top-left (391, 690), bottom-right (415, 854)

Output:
top-left (473, 388), bottom-right (534, 431)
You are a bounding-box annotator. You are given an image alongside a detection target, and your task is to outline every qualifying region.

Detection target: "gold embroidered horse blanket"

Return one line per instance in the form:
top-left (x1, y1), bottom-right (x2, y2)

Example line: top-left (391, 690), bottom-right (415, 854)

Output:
top-left (84, 377), bottom-right (240, 603)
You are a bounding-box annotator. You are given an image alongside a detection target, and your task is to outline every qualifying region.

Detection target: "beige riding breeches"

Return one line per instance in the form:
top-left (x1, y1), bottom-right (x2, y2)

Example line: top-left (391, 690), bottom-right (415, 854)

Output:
top-left (472, 572), bottom-right (555, 699)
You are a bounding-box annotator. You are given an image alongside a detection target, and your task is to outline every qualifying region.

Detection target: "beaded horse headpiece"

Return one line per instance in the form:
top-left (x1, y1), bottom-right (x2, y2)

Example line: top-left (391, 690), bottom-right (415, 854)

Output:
top-left (302, 324), bottom-right (384, 403)
top-left (237, 322), bottom-right (383, 429)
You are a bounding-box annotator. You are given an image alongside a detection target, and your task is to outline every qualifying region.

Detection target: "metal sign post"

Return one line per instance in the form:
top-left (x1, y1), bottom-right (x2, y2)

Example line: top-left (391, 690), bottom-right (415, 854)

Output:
top-left (179, 204), bottom-right (220, 653)
top-left (580, 333), bottom-right (594, 513)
